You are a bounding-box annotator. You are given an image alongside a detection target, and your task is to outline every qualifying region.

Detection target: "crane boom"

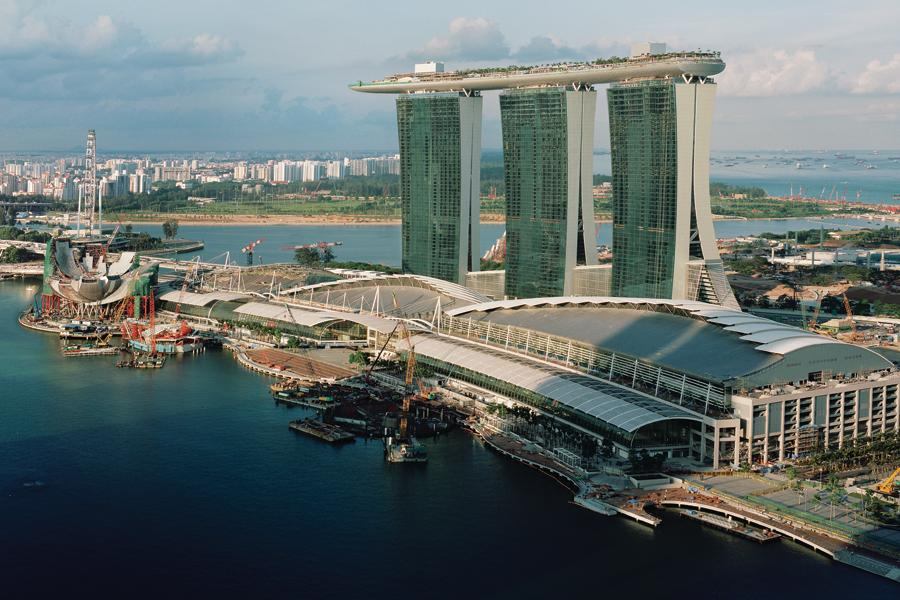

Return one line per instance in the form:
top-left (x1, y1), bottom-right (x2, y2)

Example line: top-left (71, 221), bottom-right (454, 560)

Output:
top-left (876, 467), bottom-right (900, 496)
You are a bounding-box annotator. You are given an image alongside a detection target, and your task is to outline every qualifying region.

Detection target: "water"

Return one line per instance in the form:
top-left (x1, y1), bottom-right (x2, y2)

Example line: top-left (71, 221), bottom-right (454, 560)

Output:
top-left (135, 217), bottom-right (877, 267)
top-left (0, 280), bottom-right (895, 597)
top-left (594, 150), bottom-right (900, 204)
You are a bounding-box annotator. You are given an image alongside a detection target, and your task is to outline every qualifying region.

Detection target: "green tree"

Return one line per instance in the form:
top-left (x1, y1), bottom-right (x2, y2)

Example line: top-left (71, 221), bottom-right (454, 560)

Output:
top-left (348, 350), bottom-right (368, 369)
top-left (161, 219), bottom-right (179, 240)
top-left (294, 247), bottom-right (320, 267)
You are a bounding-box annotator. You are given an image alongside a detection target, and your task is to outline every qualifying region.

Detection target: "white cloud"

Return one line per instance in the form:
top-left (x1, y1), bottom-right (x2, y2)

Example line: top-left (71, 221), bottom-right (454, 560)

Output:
top-left (719, 49), bottom-right (828, 97)
top-left (416, 17), bottom-right (509, 61)
top-left (851, 54), bottom-right (900, 94)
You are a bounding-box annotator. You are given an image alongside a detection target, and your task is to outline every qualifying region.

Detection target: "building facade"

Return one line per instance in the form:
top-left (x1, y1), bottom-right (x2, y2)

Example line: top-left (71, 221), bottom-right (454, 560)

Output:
top-left (607, 79), bottom-right (737, 308)
top-left (396, 92), bottom-right (482, 284)
top-left (500, 87), bottom-right (597, 298)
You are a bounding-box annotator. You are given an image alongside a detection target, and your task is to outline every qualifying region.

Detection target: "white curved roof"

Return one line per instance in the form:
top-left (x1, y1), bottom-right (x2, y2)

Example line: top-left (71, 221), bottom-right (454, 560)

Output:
top-left (406, 335), bottom-right (700, 433)
top-left (445, 296), bottom-right (893, 384)
top-left (234, 301), bottom-right (403, 335)
top-left (159, 290), bottom-right (250, 307)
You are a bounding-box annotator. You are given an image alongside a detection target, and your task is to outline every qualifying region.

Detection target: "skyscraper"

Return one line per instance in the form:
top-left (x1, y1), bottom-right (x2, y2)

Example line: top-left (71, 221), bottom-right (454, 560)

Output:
top-left (607, 79), bottom-right (737, 308)
top-left (500, 87), bottom-right (597, 298)
top-left (396, 93), bottom-right (482, 284)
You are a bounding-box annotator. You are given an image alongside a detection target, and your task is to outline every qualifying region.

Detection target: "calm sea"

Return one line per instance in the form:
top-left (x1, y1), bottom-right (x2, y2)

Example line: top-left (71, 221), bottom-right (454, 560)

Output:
top-left (135, 217), bottom-right (879, 267)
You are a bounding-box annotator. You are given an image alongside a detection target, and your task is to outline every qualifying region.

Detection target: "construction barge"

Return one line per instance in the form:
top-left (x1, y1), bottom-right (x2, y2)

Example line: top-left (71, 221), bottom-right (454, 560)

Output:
top-left (289, 418), bottom-right (355, 444)
top-left (61, 341), bottom-right (119, 357)
top-left (116, 353), bottom-right (166, 369)
top-left (679, 509), bottom-right (781, 543)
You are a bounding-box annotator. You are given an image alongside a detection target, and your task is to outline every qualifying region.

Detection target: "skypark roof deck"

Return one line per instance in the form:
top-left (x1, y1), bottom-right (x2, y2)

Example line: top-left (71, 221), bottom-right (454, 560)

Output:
top-left (350, 52), bottom-right (724, 94)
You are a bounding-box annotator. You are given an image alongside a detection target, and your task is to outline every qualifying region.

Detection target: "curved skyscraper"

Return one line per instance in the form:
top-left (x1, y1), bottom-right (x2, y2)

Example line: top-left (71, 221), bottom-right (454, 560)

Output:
top-left (607, 78), bottom-right (737, 308)
top-left (500, 87), bottom-right (597, 298)
top-left (396, 93), bottom-right (482, 284)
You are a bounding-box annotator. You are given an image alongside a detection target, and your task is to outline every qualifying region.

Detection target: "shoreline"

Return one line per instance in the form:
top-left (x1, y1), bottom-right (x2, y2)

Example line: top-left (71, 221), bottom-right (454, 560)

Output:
top-left (107, 213), bottom-right (877, 228)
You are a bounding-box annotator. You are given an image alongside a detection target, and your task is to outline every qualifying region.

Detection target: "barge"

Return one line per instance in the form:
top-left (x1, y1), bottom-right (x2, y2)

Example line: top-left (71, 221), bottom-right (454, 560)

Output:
top-left (679, 509), bottom-right (780, 543)
top-left (289, 418), bottom-right (355, 443)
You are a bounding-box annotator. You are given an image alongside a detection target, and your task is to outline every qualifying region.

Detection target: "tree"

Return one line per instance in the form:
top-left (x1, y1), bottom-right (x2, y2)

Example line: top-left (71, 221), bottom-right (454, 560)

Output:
top-left (125, 224), bottom-right (133, 234)
top-left (348, 350), bottom-right (368, 369)
top-left (321, 246), bottom-right (335, 264)
top-left (294, 247), bottom-right (320, 267)
top-left (161, 219), bottom-right (179, 240)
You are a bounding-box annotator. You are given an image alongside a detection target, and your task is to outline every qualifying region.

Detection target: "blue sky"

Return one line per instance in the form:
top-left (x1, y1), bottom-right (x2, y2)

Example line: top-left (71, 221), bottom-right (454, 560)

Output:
top-left (0, 0), bottom-right (898, 152)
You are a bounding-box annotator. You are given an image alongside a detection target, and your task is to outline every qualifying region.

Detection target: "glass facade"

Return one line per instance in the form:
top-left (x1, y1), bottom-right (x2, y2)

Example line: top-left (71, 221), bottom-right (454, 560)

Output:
top-left (607, 80), bottom-right (679, 298)
top-left (500, 87), bottom-right (595, 299)
top-left (396, 93), bottom-right (480, 284)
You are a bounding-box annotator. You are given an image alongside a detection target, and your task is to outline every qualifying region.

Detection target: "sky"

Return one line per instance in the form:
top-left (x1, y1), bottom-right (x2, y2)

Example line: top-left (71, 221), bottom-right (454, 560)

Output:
top-left (0, 0), bottom-right (899, 152)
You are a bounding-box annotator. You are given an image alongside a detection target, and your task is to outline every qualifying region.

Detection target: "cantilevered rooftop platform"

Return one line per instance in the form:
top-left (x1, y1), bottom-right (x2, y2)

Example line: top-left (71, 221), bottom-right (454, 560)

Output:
top-left (350, 52), bottom-right (724, 94)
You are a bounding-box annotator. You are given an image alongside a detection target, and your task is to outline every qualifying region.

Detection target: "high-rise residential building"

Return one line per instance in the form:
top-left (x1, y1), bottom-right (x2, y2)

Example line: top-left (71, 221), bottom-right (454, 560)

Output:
top-left (325, 160), bottom-right (344, 179)
top-left (396, 92), bottom-right (482, 284)
top-left (233, 162), bottom-right (248, 181)
top-left (500, 87), bottom-right (597, 298)
top-left (607, 79), bottom-right (737, 308)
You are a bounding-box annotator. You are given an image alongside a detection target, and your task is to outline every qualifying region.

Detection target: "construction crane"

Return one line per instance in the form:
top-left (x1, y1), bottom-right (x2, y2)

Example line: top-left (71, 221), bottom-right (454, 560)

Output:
top-left (101, 223), bottom-right (121, 258)
top-left (365, 321), bottom-right (402, 384)
top-left (842, 293), bottom-right (859, 341)
top-left (875, 467), bottom-right (900, 496)
top-left (399, 321), bottom-right (416, 439)
top-left (148, 289), bottom-right (157, 356)
top-left (241, 239), bottom-right (264, 265)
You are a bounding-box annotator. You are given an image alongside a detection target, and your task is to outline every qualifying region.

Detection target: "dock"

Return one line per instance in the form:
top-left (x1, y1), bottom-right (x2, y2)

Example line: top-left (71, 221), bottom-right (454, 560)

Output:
top-left (679, 509), bottom-right (780, 543)
top-left (289, 418), bottom-right (355, 443)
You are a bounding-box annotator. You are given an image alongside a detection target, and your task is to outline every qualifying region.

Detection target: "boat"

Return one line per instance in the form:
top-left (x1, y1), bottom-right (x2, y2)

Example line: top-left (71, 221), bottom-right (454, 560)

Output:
top-left (61, 341), bottom-right (119, 357)
top-left (59, 320), bottom-right (111, 339)
top-left (384, 435), bottom-right (428, 463)
top-left (116, 353), bottom-right (166, 369)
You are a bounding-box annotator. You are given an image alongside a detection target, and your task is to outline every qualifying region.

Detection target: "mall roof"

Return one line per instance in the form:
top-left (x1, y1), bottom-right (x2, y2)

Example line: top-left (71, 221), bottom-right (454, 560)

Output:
top-left (234, 301), bottom-right (401, 334)
top-left (282, 273), bottom-right (490, 316)
top-left (158, 290), bottom-right (250, 307)
top-left (405, 335), bottom-right (701, 434)
top-left (445, 297), bottom-right (893, 387)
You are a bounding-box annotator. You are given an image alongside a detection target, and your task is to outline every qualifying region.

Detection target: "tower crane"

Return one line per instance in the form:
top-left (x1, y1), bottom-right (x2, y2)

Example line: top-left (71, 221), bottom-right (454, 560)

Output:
top-left (842, 293), bottom-right (859, 341)
top-left (241, 239), bottom-right (264, 265)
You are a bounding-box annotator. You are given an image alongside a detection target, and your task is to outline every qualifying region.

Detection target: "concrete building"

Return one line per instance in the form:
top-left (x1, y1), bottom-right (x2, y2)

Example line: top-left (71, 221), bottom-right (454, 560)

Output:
top-left (396, 92), bottom-right (482, 284)
top-left (500, 87), bottom-right (597, 298)
top-left (607, 78), bottom-right (737, 308)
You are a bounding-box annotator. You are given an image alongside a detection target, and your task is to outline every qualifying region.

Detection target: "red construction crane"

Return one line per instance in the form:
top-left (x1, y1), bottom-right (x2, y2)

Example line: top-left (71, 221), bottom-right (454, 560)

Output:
top-left (241, 239), bottom-right (264, 265)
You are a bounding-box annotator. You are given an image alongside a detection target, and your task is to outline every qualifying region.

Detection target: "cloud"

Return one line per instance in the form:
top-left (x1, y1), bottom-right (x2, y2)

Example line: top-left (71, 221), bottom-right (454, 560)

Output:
top-left (718, 49), bottom-right (828, 97)
top-left (414, 17), bottom-right (509, 61)
top-left (512, 36), bottom-right (631, 63)
top-left (513, 36), bottom-right (583, 62)
top-left (851, 54), bottom-right (900, 94)
top-left (0, 5), bottom-right (243, 102)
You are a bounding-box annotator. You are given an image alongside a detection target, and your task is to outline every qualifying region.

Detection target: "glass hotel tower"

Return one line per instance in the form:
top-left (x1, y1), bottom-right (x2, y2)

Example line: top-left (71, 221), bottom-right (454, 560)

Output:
top-left (396, 93), bottom-right (482, 284)
top-left (500, 88), bottom-right (597, 298)
top-left (607, 78), bottom-right (738, 308)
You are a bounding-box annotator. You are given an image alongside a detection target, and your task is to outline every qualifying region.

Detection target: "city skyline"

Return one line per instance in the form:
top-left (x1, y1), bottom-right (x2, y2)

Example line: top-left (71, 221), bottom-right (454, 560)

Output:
top-left (0, 1), bottom-right (899, 151)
